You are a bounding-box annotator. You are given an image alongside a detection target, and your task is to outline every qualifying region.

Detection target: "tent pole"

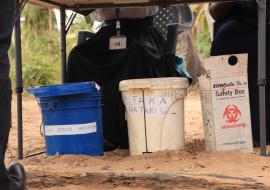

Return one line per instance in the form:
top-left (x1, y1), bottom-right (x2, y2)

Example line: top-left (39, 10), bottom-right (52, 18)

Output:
top-left (60, 6), bottom-right (66, 83)
top-left (14, 0), bottom-right (23, 160)
top-left (257, 0), bottom-right (268, 156)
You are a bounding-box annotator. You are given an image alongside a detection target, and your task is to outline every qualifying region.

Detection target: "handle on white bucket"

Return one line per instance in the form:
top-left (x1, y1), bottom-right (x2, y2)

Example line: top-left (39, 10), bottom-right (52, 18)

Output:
top-left (127, 84), bottom-right (152, 90)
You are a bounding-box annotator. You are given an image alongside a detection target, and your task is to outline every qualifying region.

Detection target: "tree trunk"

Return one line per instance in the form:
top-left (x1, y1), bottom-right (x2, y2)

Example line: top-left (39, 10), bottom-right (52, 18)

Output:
top-left (48, 8), bottom-right (53, 32)
top-left (176, 31), bottom-right (205, 84)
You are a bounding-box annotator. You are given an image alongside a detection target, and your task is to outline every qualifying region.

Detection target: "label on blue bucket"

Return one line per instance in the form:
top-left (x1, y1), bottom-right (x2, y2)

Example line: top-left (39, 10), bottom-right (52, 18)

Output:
top-left (44, 122), bottom-right (97, 136)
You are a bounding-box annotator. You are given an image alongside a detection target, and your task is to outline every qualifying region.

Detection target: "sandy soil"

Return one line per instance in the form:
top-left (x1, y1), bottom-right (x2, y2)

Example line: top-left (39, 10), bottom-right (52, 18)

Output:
top-left (6, 91), bottom-right (270, 190)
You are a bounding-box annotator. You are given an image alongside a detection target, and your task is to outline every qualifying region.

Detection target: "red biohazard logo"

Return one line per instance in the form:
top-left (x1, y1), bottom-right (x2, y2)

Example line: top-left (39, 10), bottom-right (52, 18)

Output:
top-left (223, 105), bottom-right (241, 123)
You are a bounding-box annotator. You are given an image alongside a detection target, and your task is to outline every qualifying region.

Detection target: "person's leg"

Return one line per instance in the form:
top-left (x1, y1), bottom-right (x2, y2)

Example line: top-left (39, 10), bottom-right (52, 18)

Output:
top-left (0, 79), bottom-right (12, 187)
top-left (0, 0), bottom-right (15, 187)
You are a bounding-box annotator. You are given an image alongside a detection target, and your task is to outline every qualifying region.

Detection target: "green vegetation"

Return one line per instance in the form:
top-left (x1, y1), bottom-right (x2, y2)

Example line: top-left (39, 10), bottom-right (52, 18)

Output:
top-left (9, 5), bottom-right (60, 89)
top-left (191, 4), bottom-right (212, 58)
top-left (9, 5), bottom-right (92, 90)
top-left (21, 32), bottom-right (61, 87)
top-left (193, 31), bottom-right (211, 58)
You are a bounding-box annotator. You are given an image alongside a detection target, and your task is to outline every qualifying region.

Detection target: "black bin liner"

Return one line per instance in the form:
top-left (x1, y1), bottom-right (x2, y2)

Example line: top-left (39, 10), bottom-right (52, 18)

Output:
top-left (67, 17), bottom-right (178, 149)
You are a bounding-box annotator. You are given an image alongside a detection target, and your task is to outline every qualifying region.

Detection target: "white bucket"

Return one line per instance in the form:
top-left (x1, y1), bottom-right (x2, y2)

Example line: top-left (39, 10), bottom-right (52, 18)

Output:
top-left (119, 77), bottom-right (189, 155)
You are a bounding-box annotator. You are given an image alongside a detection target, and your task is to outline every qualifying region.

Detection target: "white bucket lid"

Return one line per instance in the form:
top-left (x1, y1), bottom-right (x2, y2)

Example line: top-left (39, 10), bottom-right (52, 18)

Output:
top-left (119, 77), bottom-right (189, 91)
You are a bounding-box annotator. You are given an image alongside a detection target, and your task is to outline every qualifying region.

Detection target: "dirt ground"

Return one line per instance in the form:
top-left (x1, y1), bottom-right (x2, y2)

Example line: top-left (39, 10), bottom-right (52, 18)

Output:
top-left (6, 90), bottom-right (270, 190)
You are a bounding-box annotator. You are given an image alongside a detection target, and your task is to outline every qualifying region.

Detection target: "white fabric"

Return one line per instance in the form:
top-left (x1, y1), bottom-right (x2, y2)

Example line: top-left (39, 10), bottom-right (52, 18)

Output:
top-left (90, 7), bottom-right (158, 22)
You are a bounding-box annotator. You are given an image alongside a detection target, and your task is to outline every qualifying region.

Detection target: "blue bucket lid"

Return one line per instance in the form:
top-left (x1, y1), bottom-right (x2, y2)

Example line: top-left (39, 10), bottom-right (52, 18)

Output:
top-left (27, 82), bottom-right (101, 98)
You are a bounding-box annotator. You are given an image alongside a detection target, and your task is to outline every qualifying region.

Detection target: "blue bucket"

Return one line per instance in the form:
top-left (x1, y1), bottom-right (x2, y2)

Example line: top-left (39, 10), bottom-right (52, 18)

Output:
top-left (27, 82), bottom-right (103, 156)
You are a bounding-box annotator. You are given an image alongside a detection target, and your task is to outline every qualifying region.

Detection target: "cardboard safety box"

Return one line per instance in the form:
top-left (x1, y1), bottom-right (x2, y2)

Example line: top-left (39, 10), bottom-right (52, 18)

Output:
top-left (199, 54), bottom-right (253, 153)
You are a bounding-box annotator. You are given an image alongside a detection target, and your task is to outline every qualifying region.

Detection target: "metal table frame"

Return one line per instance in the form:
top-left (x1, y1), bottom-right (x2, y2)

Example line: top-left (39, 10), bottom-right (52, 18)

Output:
top-left (13, 0), bottom-right (268, 159)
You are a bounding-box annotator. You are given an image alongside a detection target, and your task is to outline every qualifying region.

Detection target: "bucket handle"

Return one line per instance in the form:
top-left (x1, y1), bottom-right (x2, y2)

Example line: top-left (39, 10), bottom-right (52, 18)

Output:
top-left (127, 84), bottom-right (152, 90)
top-left (124, 85), bottom-right (187, 91)
top-left (42, 102), bottom-right (55, 111)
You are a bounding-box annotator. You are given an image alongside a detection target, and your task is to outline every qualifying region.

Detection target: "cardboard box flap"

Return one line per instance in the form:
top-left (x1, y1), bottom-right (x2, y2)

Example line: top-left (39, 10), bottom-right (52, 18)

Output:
top-left (203, 54), bottom-right (248, 79)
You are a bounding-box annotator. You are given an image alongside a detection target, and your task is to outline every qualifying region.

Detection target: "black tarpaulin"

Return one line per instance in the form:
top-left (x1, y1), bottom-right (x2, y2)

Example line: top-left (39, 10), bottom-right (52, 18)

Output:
top-left (67, 17), bottom-right (177, 149)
